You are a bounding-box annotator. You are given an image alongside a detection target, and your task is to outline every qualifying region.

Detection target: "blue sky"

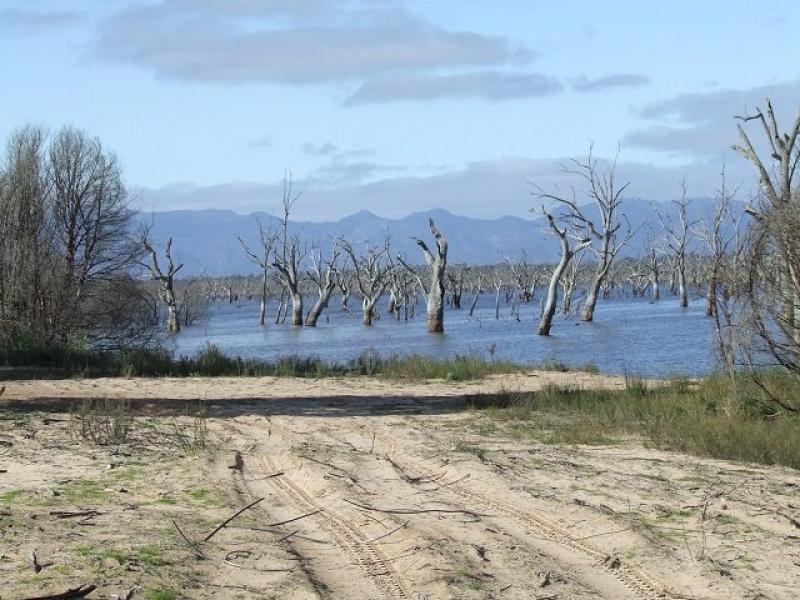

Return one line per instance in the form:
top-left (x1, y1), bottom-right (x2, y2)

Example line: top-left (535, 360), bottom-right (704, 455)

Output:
top-left (0, 0), bottom-right (798, 219)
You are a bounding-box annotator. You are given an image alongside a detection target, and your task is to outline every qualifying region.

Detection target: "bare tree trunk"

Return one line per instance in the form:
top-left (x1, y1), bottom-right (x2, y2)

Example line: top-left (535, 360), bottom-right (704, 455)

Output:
top-left (362, 300), bottom-right (376, 326)
top-left (290, 292), bottom-right (303, 326)
top-left (400, 219), bottom-right (447, 333)
top-left (468, 293), bottom-right (479, 317)
top-left (678, 263), bottom-right (688, 308)
top-left (650, 251), bottom-right (660, 301)
top-left (259, 269), bottom-right (268, 326)
top-left (539, 255), bottom-right (568, 336)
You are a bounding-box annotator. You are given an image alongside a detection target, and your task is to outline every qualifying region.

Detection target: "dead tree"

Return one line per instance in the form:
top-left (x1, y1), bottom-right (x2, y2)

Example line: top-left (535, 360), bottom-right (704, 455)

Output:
top-left (341, 238), bottom-right (394, 326)
top-left (140, 230), bottom-right (183, 333)
top-left (560, 250), bottom-right (585, 314)
top-left (272, 175), bottom-right (306, 326)
top-left (305, 243), bottom-right (340, 327)
top-left (659, 181), bottom-right (696, 308)
top-left (535, 147), bottom-right (633, 322)
top-left (491, 268), bottom-right (503, 320)
top-left (506, 249), bottom-right (539, 303)
top-left (533, 209), bottom-right (591, 335)
top-left (447, 265), bottom-right (469, 309)
top-left (399, 218), bottom-right (448, 333)
top-left (239, 219), bottom-right (276, 325)
top-left (734, 99), bottom-right (800, 371)
top-left (698, 169), bottom-right (736, 318)
top-left (336, 270), bottom-right (355, 311)
top-left (643, 232), bottom-right (661, 301)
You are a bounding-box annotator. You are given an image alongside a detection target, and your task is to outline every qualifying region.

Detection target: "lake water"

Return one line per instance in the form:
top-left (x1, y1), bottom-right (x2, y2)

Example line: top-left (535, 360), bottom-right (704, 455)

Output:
top-left (169, 293), bottom-right (716, 379)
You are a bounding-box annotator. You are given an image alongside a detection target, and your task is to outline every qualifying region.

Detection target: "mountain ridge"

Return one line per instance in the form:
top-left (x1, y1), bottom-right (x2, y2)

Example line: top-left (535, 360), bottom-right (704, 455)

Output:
top-left (137, 198), bottom-right (727, 276)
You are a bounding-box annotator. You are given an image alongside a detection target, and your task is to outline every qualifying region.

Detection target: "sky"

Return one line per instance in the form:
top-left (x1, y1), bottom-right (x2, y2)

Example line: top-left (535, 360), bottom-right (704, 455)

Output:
top-left (0, 0), bottom-right (798, 220)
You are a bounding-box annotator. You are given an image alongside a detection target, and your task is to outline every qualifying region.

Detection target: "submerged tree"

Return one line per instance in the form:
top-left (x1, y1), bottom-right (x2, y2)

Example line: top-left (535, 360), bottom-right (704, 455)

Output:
top-left (532, 208), bottom-right (591, 335)
top-left (305, 243), bottom-right (340, 327)
top-left (534, 147), bottom-right (633, 322)
top-left (659, 181), bottom-right (696, 308)
top-left (272, 175), bottom-right (306, 326)
top-left (399, 218), bottom-right (448, 333)
top-left (140, 230), bottom-right (183, 333)
top-left (239, 219), bottom-right (277, 326)
top-left (341, 238), bottom-right (394, 326)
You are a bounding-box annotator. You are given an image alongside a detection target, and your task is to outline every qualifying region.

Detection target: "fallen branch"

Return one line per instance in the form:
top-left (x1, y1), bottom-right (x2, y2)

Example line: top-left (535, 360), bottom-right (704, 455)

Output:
top-left (22, 585), bottom-right (97, 600)
top-left (204, 497), bottom-right (264, 541)
top-left (50, 510), bottom-right (103, 519)
top-left (265, 508), bottom-right (323, 528)
top-left (275, 529), bottom-right (300, 543)
top-left (244, 471), bottom-right (284, 482)
top-left (344, 499), bottom-right (486, 518)
top-left (173, 520), bottom-right (209, 560)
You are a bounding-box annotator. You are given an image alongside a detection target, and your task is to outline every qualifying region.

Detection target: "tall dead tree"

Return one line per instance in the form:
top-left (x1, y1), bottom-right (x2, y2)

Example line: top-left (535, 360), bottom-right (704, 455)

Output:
top-left (536, 148), bottom-right (632, 322)
top-left (734, 100), bottom-right (800, 375)
top-left (399, 218), bottom-right (448, 333)
top-left (698, 169), bottom-right (736, 318)
top-left (659, 182), bottom-right (696, 308)
top-left (305, 244), bottom-right (339, 327)
top-left (272, 175), bottom-right (306, 326)
top-left (341, 238), bottom-right (394, 326)
top-left (239, 219), bottom-right (276, 325)
top-left (140, 231), bottom-right (183, 333)
top-left (533, 209), bottom-right (591, 336)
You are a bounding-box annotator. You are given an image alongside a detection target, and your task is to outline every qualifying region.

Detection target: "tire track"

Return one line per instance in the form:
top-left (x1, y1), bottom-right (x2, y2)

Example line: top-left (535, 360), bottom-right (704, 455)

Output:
top-left (381, 433), bottom-right (667, 600)
top-left (265, 417), bottom-right (668, 600)
top-left (222, 419), bottom-right (414, 600)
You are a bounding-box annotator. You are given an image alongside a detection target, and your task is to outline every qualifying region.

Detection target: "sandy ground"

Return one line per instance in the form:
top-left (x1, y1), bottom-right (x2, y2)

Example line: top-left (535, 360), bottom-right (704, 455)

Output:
top-left (1, 373), bottom-right (799, 599)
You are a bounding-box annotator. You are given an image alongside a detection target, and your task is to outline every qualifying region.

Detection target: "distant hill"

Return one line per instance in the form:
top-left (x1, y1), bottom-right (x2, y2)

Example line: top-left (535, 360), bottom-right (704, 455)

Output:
top-left (136, 198), bottom-right (733, 276)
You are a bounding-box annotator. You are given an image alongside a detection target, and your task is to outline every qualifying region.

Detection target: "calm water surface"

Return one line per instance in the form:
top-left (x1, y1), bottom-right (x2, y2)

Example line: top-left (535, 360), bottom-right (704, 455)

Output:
top-left (170, 294), bottom-right (716, 378)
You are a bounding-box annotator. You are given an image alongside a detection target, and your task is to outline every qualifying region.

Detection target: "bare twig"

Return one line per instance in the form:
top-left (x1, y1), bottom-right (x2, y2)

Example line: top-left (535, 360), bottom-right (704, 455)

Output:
top-left (204, 497), bottom-right (265, 541)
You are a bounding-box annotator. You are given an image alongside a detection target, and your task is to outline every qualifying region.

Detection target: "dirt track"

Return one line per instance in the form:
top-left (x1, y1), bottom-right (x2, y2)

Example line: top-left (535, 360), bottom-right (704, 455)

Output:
top-left (1, 374), bottom-right (799, 599)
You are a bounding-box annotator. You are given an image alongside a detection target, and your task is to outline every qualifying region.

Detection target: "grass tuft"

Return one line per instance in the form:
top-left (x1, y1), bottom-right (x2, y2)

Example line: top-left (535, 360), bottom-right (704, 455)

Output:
top-left (465, 373), bottom-right (800, 469)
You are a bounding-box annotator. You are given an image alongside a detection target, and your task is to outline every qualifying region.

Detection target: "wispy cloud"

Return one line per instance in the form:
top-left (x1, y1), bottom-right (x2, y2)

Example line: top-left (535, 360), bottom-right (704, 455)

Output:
top-left (345, 71), bottom-right (563, 104)
top-left (0, 8), bottom-right (83, 31)
top-left (571, 73), bottom-right (650, 93)
top-left (301, 142), bottom-right (339, 156)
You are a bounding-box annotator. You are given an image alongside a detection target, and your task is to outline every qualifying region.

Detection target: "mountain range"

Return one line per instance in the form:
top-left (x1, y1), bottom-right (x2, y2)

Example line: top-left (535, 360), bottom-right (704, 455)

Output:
top-left (137, 198), bottom-right (729, 276)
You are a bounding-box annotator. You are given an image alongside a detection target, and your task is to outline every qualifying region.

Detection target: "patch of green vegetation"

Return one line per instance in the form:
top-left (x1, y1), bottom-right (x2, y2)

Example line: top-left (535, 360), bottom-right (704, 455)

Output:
top-left (57, 479), bottom-right (107, 502)
top-left (136, 546), bottom-right (166, 567)
top-left (143, 587), bottom-right (177, 600)
top-left (157, 496), bottom-right (177, 505)
top-left (0, 490), bottom-right (22, 504)
top-left (464, 373), bottom-right (800, 469)
top-left (0, 341), bottom-right (526, 382)
top-left (186, 488), bottom-right (209, 503)
top-left (99, 549), bottom-right (126, 563)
